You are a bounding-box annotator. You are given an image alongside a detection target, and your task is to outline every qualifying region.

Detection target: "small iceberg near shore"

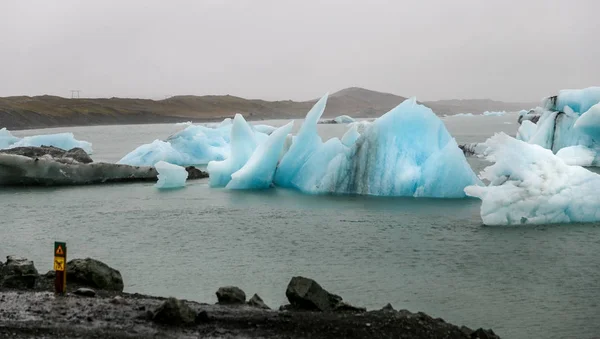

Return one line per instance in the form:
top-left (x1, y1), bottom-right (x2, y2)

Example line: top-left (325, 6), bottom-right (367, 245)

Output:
top-left (154, 161), bottom-right (188, 189)
top-left (465, 133), bottom-right (600, 225)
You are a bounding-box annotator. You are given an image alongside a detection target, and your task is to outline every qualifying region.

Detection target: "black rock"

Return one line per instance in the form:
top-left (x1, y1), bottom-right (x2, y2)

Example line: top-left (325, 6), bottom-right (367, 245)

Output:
top-left (0, 146), bottom-right (93, 164)
top-left (66, 258), bottom-right (124, 291)
top-left (216, 286), bottom-right (246, 304)
top-left (285, 276), bottom-right (342, 312)
top-left (247, 294), bottom-right (270, 309)
top-left (152, 297), bottom-right (196, 326)
top-left (185, 166), bottom-right (209, 179)
top-left (73, 288), bottom-right (96, 297)
top-left (0, 256), bottom-right (39, 289)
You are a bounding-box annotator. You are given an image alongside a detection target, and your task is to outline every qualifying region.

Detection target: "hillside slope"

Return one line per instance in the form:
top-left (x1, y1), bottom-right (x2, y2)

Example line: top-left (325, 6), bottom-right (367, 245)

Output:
top-left (0, 88), bottom-right (537, 129)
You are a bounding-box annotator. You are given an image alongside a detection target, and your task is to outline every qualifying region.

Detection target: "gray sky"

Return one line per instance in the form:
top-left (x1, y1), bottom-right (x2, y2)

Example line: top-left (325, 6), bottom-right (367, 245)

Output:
top-left (1, 0), bottom-right (598, 102)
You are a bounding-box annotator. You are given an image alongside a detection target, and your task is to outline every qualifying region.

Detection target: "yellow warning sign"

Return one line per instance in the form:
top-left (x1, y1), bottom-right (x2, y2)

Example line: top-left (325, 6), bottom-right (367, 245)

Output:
top-left (55, 245), bottom-right (64, 256)
top-left (54, 257), bottom-right (65, 271)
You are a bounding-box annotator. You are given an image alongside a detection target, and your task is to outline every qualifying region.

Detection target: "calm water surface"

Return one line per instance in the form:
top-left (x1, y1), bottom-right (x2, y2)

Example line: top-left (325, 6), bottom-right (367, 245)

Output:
top-left (3, 113), bottom-right (600, 339)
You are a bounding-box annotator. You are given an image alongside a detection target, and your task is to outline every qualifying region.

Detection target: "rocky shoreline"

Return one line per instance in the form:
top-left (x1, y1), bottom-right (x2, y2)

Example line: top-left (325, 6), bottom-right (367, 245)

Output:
top-left (0, 256), bottom-right (501, 338)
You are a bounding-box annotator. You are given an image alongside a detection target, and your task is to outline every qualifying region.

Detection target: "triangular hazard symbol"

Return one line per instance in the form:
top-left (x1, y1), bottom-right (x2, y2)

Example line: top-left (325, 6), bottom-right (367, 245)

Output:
top-left (56, 245), bottom-right (64, 255)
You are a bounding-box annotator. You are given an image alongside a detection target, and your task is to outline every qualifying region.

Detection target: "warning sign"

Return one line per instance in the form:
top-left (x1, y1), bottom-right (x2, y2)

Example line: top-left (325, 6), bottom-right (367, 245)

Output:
top-left (54, 242), bottom-right (66, 257)
top-left (54, 257), bottom-right (65, 271)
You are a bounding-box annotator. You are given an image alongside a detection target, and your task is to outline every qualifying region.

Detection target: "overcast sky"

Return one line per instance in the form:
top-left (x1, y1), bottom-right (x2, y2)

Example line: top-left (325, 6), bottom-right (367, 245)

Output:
top-left (1, 0), bottom-right (598, 102)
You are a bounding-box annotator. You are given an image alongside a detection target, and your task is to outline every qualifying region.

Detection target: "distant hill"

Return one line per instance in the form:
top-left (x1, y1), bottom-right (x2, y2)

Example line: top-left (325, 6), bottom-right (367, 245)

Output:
top-left (0, 88), bottom-right (538, 130)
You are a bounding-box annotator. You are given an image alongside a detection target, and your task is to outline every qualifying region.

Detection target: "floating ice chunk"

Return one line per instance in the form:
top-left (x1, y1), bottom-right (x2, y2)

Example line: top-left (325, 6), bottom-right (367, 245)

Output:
top-left (516, 120), bottom-right (538, 142)
top-left (575, 103), bottom-right (600, 137)
top-left (0, 128), bottom-right (20, 149)
top-left (207, 114), bottom-right (257, 187)
top-left (290, 98), bottom-right (480, 197)
top-left (274, 94), bottom-right (328, 187)
top-left (465, 133), bottom-right (600, 225)
top-left (226, 122), bottom-right (294, 189)
top-left (450, 113), bottom-right (474, 117)
top-left (341, 124), bottom-right (361, 147)
top-left (154, 161), bottom-right (188, 189)
top-left (483, 111), bottom-right (506, 116)
top-left (5, 131), bottom-right (93, 154)
top-left (118, 118), bottom-right (273, 166)
top-left (555, 145), bottom-right (595, 166)
top-left (545, 87), bottom-right (600, 114)
top-left (333, 115), bottom-right (356, 123)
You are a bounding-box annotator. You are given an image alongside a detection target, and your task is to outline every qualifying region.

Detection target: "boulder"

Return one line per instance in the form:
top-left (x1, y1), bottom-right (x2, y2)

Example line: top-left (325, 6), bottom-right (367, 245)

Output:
top-left (152, 297), bottom-right (196, 326)
top-left (216, 286), bottom-right (246, 304)
top-left (285, 276), bottom-right (343, 312)
top-left (66, 258), bottom-right (124, 291)
top-left (185, 166), bottom-right (209, 179)
top-left (73, 287), bottom-right (96, 297)
top-left (0, 256), bottom-right (39, 289)
top-left (247, 294), bottom-right (270, 309)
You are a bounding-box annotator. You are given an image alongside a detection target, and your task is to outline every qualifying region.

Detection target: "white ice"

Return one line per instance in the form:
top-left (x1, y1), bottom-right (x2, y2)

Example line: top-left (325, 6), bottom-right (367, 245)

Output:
top-left (555, 145), bottom-right (595, 166)
top-left (333, 115), bottom-right (356, 123)
top-left (483, 111), bottom-right (506, 116)
top-left (207, 114), bottom-right (257, 187)
top-left (0, 128), bottom-right (93, 154)
top-left (226, 122), bottom-right (294, 189)
top-left (154, 161), bottom-right (188, 189)
top-left (465, 133), bottom-right (600, 225)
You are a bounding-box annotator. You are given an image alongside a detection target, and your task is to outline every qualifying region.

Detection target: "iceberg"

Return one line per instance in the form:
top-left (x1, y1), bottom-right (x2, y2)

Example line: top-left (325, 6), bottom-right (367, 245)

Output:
top-left (333, 115), bottom-right (356, 123)
top-left (154, 161), bottom-right (188, 189)
top-left (465, 133), bottom-right (600, 225)
top-left (483, 111), bottom-right (506, 116)
top-left (278, 97), bottom-right (480, 197)
top-left (226, 121), bottom-right (294, 190)
top-left (207, 114), bottom-right (257, 187)
top-left (0, 128), bottom-right (20, 149)
top-left (544, 87), bottom-right (600, 114)
top-left (274, 94), bottom-right (328, 187)
top-left (252, 124), bottom-right (277, 135)
top-left (118, 120), bottom-right (269, 166)
top-left (0, 128), bottom-right (93, 154)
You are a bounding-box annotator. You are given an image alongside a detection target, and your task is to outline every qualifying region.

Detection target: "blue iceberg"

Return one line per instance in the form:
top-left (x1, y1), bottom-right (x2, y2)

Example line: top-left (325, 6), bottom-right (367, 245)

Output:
top-left (286, 97), bottom-right (480, 197)
top-left (515, 88), bottom-right (600, 166)
top-left (154, 161), bottom-right (188, 189)
top-left (333, 115), bottom-right (356, 123)
top-left (219, 94), bottom-right (480, 197)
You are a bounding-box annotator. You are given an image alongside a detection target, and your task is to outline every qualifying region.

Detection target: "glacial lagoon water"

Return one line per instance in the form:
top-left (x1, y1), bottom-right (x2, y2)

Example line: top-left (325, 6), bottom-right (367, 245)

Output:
top-left (2, 113), bottom-right (600, 339)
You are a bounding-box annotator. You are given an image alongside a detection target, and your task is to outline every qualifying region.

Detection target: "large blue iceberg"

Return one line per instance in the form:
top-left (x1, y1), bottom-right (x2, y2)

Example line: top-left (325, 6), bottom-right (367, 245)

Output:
top-left (465, 133), bottom-right (600, 225)
top-left (210, 94), bottom-right (480, 197)
top-left (0, 128), bottom-right (93, 154)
